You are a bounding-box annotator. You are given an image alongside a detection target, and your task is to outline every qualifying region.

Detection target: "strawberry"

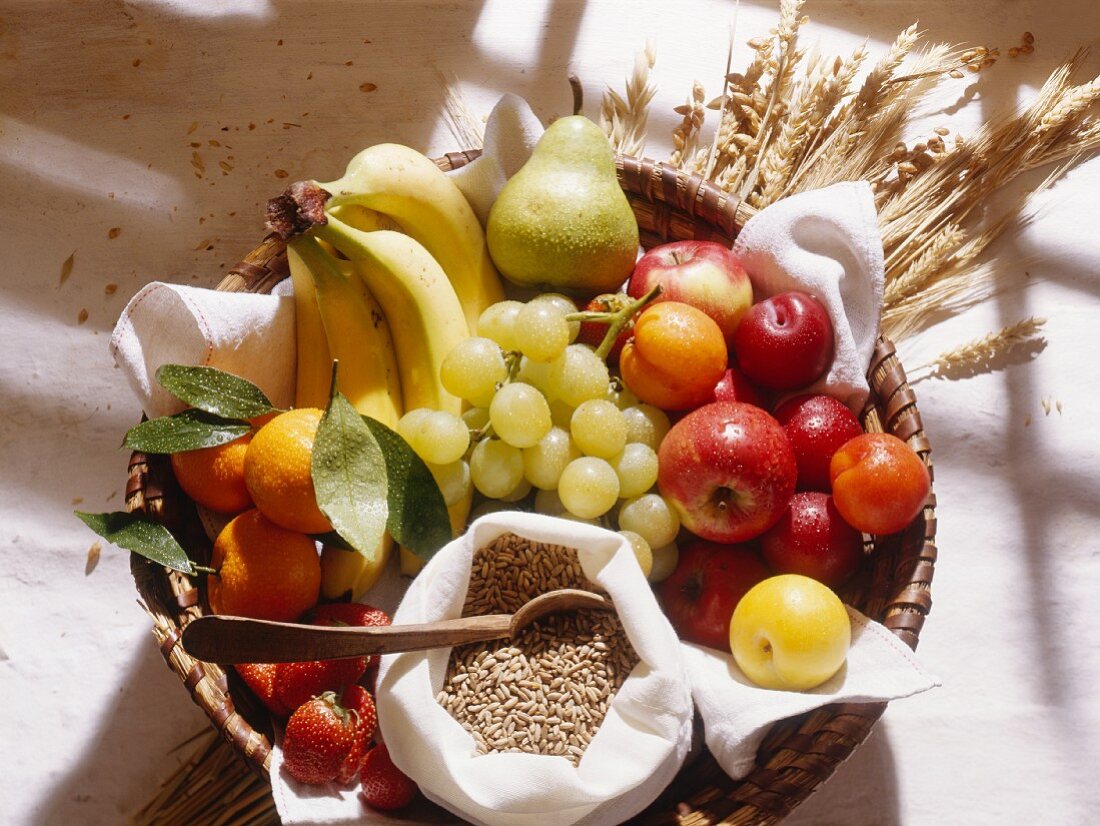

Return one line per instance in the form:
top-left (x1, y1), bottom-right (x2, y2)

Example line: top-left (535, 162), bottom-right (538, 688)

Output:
top-left (281, 692), bottom-right (356, 785)
top-left (335, 684), bottom-right (378, 785)
top-left (235, 663), bottom-right (291, 719)
top-left (274, 655), bottom-right (367, 712)
top-left (360, 743), bottom-right (417, 811)
top-left (311, 602), bottom-right (392, 669)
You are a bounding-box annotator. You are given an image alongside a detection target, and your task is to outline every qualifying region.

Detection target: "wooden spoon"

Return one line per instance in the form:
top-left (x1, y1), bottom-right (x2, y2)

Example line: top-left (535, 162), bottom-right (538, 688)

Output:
top-left (180, 588), bottom-right (613, 665)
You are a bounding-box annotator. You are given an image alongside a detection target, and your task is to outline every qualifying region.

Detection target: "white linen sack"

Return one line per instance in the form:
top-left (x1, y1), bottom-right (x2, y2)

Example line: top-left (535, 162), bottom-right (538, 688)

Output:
top-left (374, 512), bottom-right (694, 826)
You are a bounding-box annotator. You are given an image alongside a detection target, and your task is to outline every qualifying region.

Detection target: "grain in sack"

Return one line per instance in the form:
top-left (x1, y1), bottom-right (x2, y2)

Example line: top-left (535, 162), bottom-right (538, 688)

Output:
top-left (376, 512), bottom-right (694, 826)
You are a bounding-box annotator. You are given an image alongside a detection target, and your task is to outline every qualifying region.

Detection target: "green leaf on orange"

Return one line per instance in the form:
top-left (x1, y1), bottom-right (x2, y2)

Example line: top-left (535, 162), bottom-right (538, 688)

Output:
top-left (361, 416), bottom-right (451, 561)
top-left (155, 364), bottom-right (279, 420)
top-left (122, 409), bottom-right (251, 454)
top-left (312, 390), bottom-right (388, 562)
top-left (74, 511), bottom-right (196, 575)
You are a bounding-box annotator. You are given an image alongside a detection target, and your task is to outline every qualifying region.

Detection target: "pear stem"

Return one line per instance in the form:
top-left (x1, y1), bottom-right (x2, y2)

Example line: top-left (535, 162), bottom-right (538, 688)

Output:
top-left (568, 74), bottom-right (584, 116)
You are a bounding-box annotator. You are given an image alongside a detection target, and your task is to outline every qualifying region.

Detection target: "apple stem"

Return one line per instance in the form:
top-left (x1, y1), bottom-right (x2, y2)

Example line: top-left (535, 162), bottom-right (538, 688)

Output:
top-left (564, 283), bottom-right (662, 361)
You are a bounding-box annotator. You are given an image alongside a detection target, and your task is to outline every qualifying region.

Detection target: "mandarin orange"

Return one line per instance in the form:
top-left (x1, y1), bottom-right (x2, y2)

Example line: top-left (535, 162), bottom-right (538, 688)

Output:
top-left (208, 508), bottom-right (320, 621)
top-left (244, 408), bottom-right (332, 535)
top-left (170, 435), bottom-right (253, 514)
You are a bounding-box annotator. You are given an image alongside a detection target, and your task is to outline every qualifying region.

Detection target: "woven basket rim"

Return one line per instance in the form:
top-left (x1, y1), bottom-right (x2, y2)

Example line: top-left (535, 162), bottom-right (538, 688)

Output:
top-left (127, 152), bottom-right (937, 826)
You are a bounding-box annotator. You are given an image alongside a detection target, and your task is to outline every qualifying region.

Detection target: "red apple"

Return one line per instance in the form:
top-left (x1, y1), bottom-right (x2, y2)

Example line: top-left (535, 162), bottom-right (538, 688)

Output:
top-left (710, 364), bottom-right (769, 408)
top-left (658, 540), bottom-right (770, 649)
top-left (732, 291), bottom-right (834, 391)
top-left (773, 393), bottom-right (863, 491)
top-left (657, 402), bottom-right (797, 543)
top-left (627, 241), bottom-right (753, 345)
top-left (760, 492), bottom-right (864, 588)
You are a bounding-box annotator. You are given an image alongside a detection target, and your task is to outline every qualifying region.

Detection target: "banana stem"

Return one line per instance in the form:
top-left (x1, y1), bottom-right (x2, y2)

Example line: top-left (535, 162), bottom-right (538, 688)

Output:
top-left (312, 213), bottom-right (383, 266)
top-left (266, 181), bottom-right (331, 240)
top-left (565, 283), bottom-right (663, 360)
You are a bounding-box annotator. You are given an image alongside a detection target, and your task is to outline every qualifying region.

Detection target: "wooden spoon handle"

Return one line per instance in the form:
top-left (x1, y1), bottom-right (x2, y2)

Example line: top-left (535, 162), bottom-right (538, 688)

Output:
top-left (181, 613), bottom-right (513, 664)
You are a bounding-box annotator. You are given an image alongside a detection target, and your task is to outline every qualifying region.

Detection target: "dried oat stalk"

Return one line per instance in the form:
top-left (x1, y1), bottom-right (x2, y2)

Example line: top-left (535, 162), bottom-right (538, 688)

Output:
top-left (601, 41), bottom-right (657, 157)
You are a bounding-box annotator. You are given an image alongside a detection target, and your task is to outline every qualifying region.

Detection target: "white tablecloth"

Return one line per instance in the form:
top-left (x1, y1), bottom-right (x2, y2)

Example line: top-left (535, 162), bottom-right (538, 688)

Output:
top-left (3, 1), bottom-right (1099, 823)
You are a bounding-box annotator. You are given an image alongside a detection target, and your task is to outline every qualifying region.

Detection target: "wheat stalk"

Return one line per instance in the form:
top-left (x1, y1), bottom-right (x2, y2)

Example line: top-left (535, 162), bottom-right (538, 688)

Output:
top-left (740, 0), bottom-right (807, 201)
top-left (883, 221), bottom-right (966, 306)
top-left (657, 12), bottom-right (1099, 353)
top-left (439, 71), bottom-right (485, 149)
top-left (909, 317), bottom-right (1047, 383)
top-left (780, 41), bottom-right (868, 195)
top-left (707, 35), bottom-right (773, 180)
top-left (670, 81), bottom-right (707, 170)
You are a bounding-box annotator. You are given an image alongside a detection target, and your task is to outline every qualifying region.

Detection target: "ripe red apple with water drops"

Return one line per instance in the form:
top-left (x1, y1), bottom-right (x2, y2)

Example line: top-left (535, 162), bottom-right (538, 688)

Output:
top-left (710, 364), bottom-right (769, 408)
top-left (760, 491), bottom-right (864, 588)
top-left (658, 540), bottom-right (770, 649)
top-left (774, 393), bottom-right (863, 491)
top-left (733, 291), bottom-right (834, 391)
top-left (627, 240), bottom-right (754, 345)
top-left (657, 401), bottom-right (797, 543)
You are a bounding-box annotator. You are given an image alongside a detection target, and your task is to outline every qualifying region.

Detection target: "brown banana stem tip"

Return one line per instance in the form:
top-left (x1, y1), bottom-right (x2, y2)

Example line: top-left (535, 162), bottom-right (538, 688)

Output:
top-left (264, 181), bottom-right (332, 240)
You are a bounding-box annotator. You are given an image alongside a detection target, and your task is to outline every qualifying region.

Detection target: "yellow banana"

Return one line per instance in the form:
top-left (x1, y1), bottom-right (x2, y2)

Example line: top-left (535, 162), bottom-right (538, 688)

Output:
top-left (321, 536), bottom-right (392, 601)
top-left (287, 236), bottom-right (403, 429)
top-left (330, 203), bottom-right (404, 233)
top-left (286, 244), bottom-right (333, 409)
top-left (319, 143), bottom-right (505, 333)
top-left (289, 236), bottom-right (404, 601)
top-left (315, 216), bottom-right (467, 416)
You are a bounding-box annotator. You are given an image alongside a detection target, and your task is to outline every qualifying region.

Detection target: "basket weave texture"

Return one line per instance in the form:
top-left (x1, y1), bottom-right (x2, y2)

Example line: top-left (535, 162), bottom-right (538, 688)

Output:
top-left (127, 153), bottom-right (936, 825)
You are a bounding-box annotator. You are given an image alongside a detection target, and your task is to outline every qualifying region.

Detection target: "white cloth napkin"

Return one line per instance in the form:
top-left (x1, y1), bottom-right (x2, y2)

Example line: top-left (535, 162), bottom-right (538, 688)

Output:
top-left (371, 512), bottom-right (694, 826)
top-left (108, 279), bottom-right (296, 417)
top-left (733, 182), bottom-right (885, 410)
top-left (684, 606), bottom-right (939, 780)
top-left (446, 94), bottom-right (545, 225)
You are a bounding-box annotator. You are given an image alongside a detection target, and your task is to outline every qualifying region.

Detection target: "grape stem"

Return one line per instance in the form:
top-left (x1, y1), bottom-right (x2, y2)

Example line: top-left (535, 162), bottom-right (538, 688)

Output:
top-left (566, 283), bottom-right (663, 361)
top-left (503, 350), bottom-right (524, 383)
top-left (468, 423), bottom-right (494, 443)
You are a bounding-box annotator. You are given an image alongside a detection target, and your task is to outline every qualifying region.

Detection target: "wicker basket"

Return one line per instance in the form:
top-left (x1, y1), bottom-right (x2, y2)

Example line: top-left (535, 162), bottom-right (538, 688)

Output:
top-left (127, 152), bottom-right (936, 825)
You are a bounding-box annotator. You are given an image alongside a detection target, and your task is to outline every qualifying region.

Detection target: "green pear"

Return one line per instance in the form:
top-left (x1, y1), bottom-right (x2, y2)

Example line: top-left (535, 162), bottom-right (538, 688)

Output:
top-left (486, 116), bottom-right (639, 295)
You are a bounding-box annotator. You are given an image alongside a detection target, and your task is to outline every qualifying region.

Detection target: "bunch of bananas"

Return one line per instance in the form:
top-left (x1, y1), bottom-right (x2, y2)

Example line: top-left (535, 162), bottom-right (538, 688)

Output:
top-left (281, 144), bottom-right (504, 600)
